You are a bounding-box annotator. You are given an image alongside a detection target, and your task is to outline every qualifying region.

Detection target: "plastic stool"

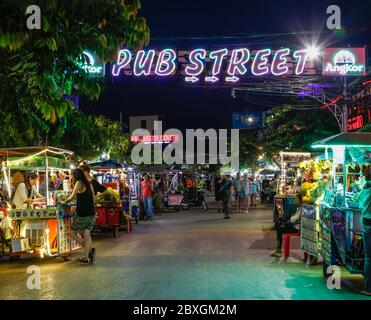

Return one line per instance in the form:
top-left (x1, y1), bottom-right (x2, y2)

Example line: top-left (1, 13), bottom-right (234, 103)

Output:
top-left (283, 233), bottom-right (300, 258)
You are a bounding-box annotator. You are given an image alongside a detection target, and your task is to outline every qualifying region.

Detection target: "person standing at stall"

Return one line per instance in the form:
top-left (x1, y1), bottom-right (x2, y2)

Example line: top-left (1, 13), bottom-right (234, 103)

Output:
top-left (360, 169), bottom-right (371, 296)
top-left (12, 172), bottom-right (45, 209)
top-left (233, 172), bottom-right (242, 213)
top-left (141, 173), bottom-right (154, 221)
top-left (79, 161), bottom-right (106, 195)
top-left (63, 169), bottom-right (96, 264)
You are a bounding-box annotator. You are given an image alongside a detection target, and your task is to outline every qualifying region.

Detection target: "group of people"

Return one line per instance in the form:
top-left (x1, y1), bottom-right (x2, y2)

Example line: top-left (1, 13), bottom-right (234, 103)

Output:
top-left (214, 172), bottom-right (261, 219)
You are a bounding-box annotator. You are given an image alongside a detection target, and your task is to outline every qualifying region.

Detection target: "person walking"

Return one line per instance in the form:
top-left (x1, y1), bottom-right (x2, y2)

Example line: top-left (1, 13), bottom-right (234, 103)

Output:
top-left (214, 175), bottom-right (223, 213)
top-left (359, 169), bottom-right (371, 296)
top-left (63, 169), bottom-right (96, 264)
top-left (220, 174), bottom-right (233, 219)
top-left (141, 173), bottom-right (154, 221)
top-left (233, 172), bottom-right (242, 213)
top-left (241, 174), bottom-right (251, 213)
top-left (250, 177), bottom-right (259, 207)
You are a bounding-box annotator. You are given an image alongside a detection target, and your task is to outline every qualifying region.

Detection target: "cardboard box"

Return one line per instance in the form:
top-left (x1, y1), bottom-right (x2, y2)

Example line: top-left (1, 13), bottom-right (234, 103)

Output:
top-left (11, 238), bottom-right (30, 253)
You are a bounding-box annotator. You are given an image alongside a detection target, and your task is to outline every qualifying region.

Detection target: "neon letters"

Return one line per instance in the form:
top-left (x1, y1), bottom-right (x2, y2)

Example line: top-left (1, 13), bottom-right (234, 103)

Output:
top-left (111, 47), bottom-right (318, 81)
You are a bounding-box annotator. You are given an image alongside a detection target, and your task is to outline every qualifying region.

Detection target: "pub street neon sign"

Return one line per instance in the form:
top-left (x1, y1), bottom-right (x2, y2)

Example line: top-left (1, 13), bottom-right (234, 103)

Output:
top-left (111, 47), bottom-right (316, 82)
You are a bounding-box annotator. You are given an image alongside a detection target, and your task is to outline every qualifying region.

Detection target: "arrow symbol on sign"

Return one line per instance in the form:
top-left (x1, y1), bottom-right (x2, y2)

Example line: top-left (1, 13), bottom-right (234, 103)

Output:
top-left (225, 76), bottom-right (239, 83)
top-left (205, 76), bottom-right (219, 83)
top-left (185, 76), bottom-right (199, 83)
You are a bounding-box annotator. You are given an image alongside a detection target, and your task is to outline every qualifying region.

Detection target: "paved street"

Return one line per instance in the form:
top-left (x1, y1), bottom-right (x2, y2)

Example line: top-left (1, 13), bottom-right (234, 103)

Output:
top-left (0, 201), bottom-right (369, 300)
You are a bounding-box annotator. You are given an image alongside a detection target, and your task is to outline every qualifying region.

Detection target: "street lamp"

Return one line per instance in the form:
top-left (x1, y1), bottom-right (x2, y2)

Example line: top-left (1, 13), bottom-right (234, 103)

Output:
top-left (305, 45), bottom-right (321, 60)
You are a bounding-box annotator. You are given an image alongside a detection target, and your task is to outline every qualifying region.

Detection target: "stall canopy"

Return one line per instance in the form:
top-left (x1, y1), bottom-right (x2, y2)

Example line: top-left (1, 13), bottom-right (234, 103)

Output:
top-left (0, 146), bottom-right (74, 158)
top-left (89, 160), bottom-right (134, 170)
top-left (312, 133), bottom-right (371, 148)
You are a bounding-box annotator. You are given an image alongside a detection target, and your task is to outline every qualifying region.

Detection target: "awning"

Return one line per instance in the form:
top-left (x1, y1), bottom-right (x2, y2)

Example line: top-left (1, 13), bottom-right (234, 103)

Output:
top-left (0, 146), bottom-right (74, 158)
top-left (311, 132), bottom-right (371, 148)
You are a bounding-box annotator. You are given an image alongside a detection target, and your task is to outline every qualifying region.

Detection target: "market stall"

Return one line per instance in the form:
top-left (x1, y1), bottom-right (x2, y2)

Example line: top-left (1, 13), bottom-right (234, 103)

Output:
top-left (311, 133), bottom-right (371, 277)
top-left (273, 151), bottom-right (311, 228)
top-left (298, 156), bottom-right (333, 261)
top-left (89, 160), bottom-right (137, 236)
top-left (0, 146), bottom-right (78, 261)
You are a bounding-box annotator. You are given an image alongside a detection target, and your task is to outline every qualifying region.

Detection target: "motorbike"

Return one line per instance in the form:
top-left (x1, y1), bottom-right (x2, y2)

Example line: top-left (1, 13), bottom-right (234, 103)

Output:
top-left (180, 188), bottom-right (208, 211)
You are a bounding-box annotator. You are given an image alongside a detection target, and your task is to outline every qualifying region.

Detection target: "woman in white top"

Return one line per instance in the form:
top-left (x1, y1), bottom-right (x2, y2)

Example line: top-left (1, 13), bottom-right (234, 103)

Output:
top-left (12, 172), bottom-right (44, 209)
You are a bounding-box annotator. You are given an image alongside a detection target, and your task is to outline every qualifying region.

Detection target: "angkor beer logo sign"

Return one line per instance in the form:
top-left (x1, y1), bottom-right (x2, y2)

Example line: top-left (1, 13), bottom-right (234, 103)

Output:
top-left (323, 48), bottom-right (366, 76)
top-left (78, 51), bottom-right (104, 77)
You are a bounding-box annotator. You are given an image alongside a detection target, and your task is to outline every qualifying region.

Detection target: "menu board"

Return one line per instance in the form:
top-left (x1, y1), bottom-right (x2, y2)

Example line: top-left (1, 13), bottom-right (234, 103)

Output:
top-left (300, 205), bottom-right (319, 257)
top-left (58, 218), bottom-right (79, 255)
top-left (319, 206), bottom-right (334, 266)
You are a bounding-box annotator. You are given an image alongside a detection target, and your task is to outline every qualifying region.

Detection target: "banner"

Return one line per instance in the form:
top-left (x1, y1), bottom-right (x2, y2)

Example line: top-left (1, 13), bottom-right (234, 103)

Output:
top-left (232, 112), bottom-right (264, 129)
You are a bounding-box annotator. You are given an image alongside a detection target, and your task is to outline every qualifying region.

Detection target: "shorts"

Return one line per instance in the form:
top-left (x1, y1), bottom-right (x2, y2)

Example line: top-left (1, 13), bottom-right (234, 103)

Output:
top-left (72, 215), bottom-right (96, 232)
top-left (235, 191), bottom-right (243, 200)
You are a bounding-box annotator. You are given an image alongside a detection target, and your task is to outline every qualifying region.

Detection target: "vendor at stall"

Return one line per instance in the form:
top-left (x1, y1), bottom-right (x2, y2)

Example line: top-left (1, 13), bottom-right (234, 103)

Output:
top-left (270, 194), bottom-right (302, 257)
top-left (11, 172), bottom-right (45, 209)
top-left (360, 168), bottom-right (371, 296)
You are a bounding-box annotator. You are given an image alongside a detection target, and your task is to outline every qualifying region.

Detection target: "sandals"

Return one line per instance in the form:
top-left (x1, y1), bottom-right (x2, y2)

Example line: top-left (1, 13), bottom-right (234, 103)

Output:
top-left (270, 251), bottom-right (282, 257)
top-left (88, 248), bottom-right (96, 264)
top-left (79, 257), bottom-right (89, 264)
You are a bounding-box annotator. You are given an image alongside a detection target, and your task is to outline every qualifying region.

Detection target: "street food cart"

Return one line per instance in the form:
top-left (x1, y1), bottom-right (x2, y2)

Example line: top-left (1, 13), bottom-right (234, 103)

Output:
top-left (311, 133), bottom-right (371, 277)
top-left (89, 160), bottom-right (137, 237)
top-left (0, 146), bottom-right (78, 261)
top-left (273, 152), bottom-right (311, 228)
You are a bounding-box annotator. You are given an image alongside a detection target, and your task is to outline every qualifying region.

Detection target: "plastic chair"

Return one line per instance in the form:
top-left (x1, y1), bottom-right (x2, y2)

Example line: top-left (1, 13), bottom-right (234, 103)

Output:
top-left (283, 232), bottom-right (300, 257)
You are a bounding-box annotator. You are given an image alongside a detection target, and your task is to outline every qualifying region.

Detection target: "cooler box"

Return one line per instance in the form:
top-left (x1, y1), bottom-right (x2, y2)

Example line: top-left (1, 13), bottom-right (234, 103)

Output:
top-left (95, 207), bottom-right (107, 225)
top-left (106, 208), bottom-right (120, 226)
top-left (11, 238), bottom-right (30, 253)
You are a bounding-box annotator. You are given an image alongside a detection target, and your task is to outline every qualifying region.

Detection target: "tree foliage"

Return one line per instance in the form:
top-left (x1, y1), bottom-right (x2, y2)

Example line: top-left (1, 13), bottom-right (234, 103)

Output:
top-left (239, 130), bottom-right (261, 172)
top-left (263, 106), bottom-right (340, 159)
top-left (0, 0), bottom-right (149, 123)
top-left (56, 112), bottom-right (131, 161)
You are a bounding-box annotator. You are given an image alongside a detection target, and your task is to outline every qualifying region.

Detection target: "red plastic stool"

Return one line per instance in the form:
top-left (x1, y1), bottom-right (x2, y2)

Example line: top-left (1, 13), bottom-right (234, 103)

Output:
top-left (283, 233), bottom-right (300, 258)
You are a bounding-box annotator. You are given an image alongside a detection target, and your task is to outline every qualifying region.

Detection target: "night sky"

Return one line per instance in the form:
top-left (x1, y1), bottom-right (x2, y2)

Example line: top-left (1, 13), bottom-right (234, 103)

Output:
top-left (80, 0), bottom-right (371, 131)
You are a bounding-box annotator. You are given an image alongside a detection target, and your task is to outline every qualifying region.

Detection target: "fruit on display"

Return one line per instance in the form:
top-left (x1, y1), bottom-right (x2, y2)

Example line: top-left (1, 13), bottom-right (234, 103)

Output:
top-left (95, 187), bottom-right (120, 204)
